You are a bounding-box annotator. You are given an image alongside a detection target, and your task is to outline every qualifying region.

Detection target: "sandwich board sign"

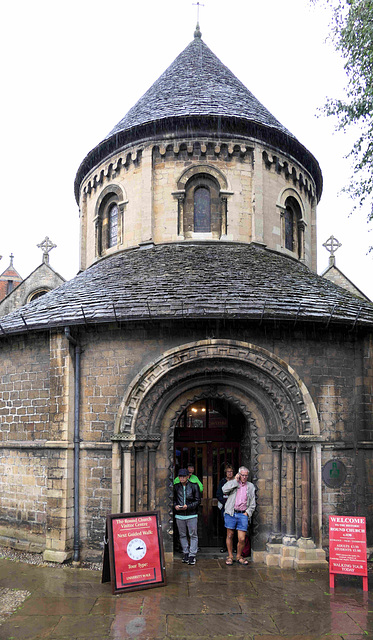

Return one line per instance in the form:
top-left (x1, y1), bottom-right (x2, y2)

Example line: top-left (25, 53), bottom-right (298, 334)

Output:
top-left (329, 515), bottom-right (368, 591)
top-left (102, 511), bottom-right (167, 594)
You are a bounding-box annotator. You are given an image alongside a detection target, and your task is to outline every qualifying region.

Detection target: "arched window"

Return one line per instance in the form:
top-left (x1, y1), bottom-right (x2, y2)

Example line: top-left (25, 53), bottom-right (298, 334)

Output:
top-left (28, 289), bottom-right (50, 302)
top-left (283, 196), bottom-right (304, 260)
top-left (284, 206), bottom-right (294, 251)
top-left (194, 186), bottom-right (211, 232)
top-left (183, 174), bottom-right (223, 237)
top-left (96, 191), bottom-right (123, 256)
top-left (108, 203), bottom-right (118, 248)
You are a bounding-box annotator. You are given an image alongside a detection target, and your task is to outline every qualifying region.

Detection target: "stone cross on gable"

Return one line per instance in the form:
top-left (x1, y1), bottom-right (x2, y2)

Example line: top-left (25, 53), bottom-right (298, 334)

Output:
top-left (37, 237), bottom-right (57, 265)
top-left (323, 235), bottom-right (342, 267)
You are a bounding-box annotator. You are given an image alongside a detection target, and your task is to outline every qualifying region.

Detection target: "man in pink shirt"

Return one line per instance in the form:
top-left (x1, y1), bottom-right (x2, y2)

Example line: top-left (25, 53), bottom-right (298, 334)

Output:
top-left (222, 466), bottom-right (255, 565)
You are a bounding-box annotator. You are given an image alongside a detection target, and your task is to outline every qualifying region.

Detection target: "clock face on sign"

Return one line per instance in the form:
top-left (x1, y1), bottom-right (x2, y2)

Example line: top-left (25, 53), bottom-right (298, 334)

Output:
top-left (127, 538), bottom-right (147, 560)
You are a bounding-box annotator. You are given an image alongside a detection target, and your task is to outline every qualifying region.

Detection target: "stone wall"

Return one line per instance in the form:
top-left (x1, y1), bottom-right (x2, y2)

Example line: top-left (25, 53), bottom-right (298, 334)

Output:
top-left (0, 321), bottom-right (372, 560)
top-left (0, 333), bottom-right (50, 547)
top-left (80, 137), bottom-right (316, 271)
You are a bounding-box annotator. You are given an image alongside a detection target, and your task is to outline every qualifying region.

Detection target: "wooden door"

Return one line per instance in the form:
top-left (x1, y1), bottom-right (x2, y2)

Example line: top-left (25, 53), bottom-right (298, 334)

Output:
top-left (174, 441), bottom-right (240, 546)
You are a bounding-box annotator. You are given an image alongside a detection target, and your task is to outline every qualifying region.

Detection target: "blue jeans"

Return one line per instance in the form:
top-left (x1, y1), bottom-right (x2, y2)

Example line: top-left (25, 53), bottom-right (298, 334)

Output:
top-left (176, 517), bottom-right (198, 556)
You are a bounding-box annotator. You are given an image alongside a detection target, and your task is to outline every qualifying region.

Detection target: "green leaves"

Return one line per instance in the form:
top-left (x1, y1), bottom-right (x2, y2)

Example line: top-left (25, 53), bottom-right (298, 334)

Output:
top-left (316, 0), bottom-right (373, 221)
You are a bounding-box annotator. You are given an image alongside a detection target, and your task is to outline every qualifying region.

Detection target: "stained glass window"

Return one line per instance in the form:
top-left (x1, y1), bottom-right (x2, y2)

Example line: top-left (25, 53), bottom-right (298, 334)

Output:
top-left (194, 186), bottom-right (211, 232)
top-left (108, 203), bottom-right (118, 248)
top-left (284, 206), bottom-right (294, 251)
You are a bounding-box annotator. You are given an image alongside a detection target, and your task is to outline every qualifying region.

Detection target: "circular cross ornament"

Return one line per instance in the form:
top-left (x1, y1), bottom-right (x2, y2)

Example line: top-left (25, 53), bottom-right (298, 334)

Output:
top-left (322, 235), bottom-right (342, 257)
top-left (127, 538), bottom-right (147, 560)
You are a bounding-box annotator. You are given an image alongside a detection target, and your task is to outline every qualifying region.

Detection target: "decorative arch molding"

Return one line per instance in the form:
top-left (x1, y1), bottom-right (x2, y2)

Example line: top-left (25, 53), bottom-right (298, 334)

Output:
top-left (114, 339), bottom-right (319, 439)
top-left (94, 183), bottom-right (127, 215)
top-left (177, 164), bottom-right (229, 191)
top-left (94, 184), bottom-right (128, 257)
top-left (112, 340), bottom-right (325, 556)
top-left (276, 187), bottom-right (306, 218)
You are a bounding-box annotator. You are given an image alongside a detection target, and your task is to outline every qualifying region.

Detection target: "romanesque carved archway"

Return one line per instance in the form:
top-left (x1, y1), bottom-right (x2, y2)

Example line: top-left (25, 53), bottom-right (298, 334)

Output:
top-left (111, 339), bottom-right (323, 563)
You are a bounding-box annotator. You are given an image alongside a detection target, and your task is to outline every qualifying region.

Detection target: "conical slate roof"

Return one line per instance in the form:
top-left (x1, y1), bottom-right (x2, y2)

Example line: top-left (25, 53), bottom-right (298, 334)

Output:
top-left (105, 34), bottom-right (294, 140)
top-left (74, 32), bottom-right (322, 201)
top-left (0, 243), bottom-right (372, 337)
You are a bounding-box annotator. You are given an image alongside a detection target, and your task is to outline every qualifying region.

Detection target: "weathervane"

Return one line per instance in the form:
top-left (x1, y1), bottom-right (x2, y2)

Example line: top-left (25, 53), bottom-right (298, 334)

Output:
top-left (193, 2), bottom-right (204, 37)
top-left (323, 235), bottom-right (342, 266)
top-left (193, 1), bottom-right (204, 22)
top-left (37, 236), bottom-right (57, 264)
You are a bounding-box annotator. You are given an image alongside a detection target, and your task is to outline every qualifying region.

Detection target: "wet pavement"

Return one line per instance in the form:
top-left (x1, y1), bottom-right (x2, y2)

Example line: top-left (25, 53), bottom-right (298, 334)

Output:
top-left (0, 554), bottom-right (371, 640)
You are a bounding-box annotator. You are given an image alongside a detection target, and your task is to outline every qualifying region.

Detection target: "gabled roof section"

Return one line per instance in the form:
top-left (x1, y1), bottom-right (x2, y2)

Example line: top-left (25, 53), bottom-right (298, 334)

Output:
top-left (322, 263), bottom-right (370, 302)
top-left (74, 34), bottom-right (322, 202)
top-left (0, 243), bottom-right (372, 337)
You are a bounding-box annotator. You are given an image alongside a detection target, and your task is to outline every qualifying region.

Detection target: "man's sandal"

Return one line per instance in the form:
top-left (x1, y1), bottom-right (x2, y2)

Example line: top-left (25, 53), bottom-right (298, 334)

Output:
top-left (225, 557), bottom-right (234, 565)
top-left (237, 557), bottom-right (249, 565)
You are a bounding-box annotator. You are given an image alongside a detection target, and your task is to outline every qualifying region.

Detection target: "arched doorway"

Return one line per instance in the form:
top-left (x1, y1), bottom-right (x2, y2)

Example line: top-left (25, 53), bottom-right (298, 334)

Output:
top-left (174, 397), bottom-right (246, 547)
top-left (112, 339), bottom-right (325, 567)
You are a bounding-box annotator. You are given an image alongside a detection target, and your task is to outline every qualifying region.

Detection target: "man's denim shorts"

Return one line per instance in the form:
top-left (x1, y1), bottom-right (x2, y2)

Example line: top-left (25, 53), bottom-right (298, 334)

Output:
top-left (224, 512), bottom-right (248, 531)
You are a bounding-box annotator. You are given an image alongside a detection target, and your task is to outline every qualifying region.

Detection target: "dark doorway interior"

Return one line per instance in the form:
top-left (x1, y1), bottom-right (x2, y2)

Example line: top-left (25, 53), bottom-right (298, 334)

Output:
top-left (174, 398), bottom-right (246, 547)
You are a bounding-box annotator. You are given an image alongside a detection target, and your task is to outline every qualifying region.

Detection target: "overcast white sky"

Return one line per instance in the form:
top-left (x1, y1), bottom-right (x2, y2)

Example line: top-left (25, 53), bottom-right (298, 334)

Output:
top-left (1, 0), bottom-right (372, 299)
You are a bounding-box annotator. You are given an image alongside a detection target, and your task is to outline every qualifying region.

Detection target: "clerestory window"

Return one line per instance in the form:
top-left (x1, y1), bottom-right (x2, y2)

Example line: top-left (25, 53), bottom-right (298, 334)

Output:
top-left (194, 186), bottom-right (211, 232)
top-left (283, 196), bottom-right (304, 260)
top-left (108, 203), bottom-right (118, 248)
top-left (96, 193), bottom-right (120, 256)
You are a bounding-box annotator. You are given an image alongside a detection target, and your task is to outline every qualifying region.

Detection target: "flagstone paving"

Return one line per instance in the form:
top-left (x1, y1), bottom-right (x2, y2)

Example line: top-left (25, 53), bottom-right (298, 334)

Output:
top-left (0, 555), bottom-right (371, 639)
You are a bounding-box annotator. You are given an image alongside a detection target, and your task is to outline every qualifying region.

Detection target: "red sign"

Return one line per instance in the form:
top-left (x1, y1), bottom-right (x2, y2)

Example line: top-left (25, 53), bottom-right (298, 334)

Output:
top-left (103, 511), bottom-right (167, 594)
top-left (329, 515), bottom-right (368, 591)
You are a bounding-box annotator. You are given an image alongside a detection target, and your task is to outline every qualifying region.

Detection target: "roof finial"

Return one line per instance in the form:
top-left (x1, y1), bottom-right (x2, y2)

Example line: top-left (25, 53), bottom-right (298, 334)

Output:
top-left (37, 236), bottom-right (57, 265)
top-left (323, 235), bottom-right (342, 267)
top-left (9, 253), bottom-right (14, 267)
top-left (193, 2), bottom-right (204, 38)
top-left (194, 22), bottom-right (202, 38)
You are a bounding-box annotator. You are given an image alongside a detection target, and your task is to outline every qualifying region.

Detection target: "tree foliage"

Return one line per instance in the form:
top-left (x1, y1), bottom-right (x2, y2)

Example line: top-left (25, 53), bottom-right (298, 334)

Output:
top-left (316, 0), bottom-right (373, 220)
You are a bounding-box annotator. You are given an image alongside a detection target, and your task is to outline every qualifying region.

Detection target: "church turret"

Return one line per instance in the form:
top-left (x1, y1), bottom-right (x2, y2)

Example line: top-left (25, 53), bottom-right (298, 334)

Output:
top-left (75, 31), bottom-right (322, 272)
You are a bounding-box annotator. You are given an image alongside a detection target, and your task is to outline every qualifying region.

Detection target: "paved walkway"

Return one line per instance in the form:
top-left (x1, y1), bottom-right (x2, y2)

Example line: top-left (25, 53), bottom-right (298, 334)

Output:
top-left (0, 555), bottom-right (371, 639)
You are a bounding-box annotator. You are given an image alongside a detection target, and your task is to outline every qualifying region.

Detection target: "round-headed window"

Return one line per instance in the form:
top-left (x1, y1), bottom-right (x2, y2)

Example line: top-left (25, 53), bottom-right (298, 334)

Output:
top-left (108, 203), bottom-right (118, 248)
top-left (194, 186), bottom-right (211, 232)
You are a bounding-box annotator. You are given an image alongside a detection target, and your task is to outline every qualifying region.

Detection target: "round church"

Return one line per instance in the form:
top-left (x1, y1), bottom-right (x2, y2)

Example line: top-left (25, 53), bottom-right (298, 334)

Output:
top-left (1, 27), bottom-right (373, 568)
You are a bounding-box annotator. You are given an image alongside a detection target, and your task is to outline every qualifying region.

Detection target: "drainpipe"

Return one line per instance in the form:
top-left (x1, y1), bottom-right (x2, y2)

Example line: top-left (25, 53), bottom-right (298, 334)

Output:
top-left (64, 327), bottom-right (81, 564)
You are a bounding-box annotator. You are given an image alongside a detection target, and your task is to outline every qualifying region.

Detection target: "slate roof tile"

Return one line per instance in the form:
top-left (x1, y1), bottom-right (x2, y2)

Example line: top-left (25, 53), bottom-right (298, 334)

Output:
top-left (106, 37), bottom-right (294, 140)
top-left (0, 243), bottom-right (372, 337)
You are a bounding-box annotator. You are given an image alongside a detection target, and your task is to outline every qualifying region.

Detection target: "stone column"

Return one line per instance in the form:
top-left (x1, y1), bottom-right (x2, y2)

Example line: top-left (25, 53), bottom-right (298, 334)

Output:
top-left (134, 441), bottom-right (146, 511)
top-left (141, 147), bottom-right (153, 243)
top-left (221, 196), bottom-right (228, 236)
top-left (252, 148), bottom-right (265, 243)
top-left (176, 194), bottom-right (185, 237)
top-left (44, 330), bottom-right (74, 563)
top-left (121, 444), bottom-right (133, 513)
top-left (284, 443), bottom-right (296, 542)
top-left (80, 193), bottom-right (88, 271)
top-left (300, 444), bottom-right (311, 539)
top-left (147, 441), bottom-right (160, 510)
top-left (278, 205), bottom-right (286, 248)
top-left (270, 442), bottom-right (282, 541)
